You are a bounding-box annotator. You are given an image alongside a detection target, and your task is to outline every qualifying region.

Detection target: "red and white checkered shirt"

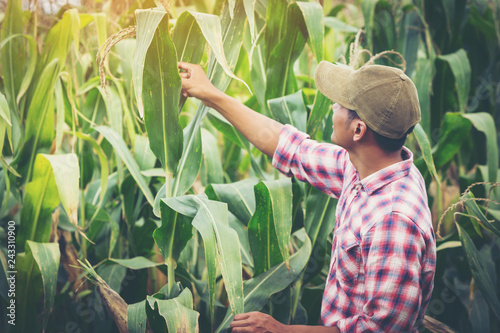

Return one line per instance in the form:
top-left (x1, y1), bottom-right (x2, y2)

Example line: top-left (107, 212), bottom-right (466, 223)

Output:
top-left (272, 125), bottom-right (436, 332)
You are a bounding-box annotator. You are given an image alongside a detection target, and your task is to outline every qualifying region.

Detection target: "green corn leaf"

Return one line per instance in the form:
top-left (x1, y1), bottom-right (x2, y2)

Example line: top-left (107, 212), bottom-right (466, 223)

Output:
top-left (173, 10), bottom-right (206, 111)
top-left (295, 1), bottom-right (324, 62)
top-left (248, 178), bottom-right (293, 276)
top-left (16, 241), bottom-right (60, 333)
top-left (17, 155), bottom-right (60, 252)
top-left (111, 257), bottom-right (163, 270)
top-left (146, 289), bottom-right (199, 333)
top-left (205, 178), bottom-right (258, 225)
top-left (71, 131), bottom-right (109, 209)
top-left (172, 1), bottom-right (248, 196)
top-left (373, 1), bottom-right (396, 52)
top-left (302, 185), bottom-right (337, 283)
top-left (243, 0), bottom-right (257, 43)
top-left (201, 128), bottom-right (224, 185)
top-left (40, 154), bottom-right (80, 226)
top-left (397, 5), bottom-right (420, 75)
top-left (306, 91), bottom-right (331, 138)
top-left (133, 8), bottom-right (166, 118)
top-left (323, 16), bottom-right (359, 33)
top-left (361, 0), bottom-right (378, 51)
top-left (462, 113), bottom-right (498, 183)
top-left (413, 58), bottom-right (434, 136)
top-left (268, 90), bottom-right (308, 132)
top-left (207, 111), bottom-right (266, 179)
top-left (438, 49), bottom-right (471, 112)
top-left (94, 126), bottom-right (154, 207)
top-left (456, 221), bottom-right (500, 321)
top-left (171, 121), bottom-right (203, 197)
top-left (0, 92), bottom-right (12, 153)
top-left (153, 198), bottom-right (194, 266)
top-left (265, 2), bottom-right (308, 101)
top-left (142, 14), bottom-right (183, 176)
top-left (127, 300), bottom-right (148, 333)
top-left (413, 123), bottom-right (440, 183)
top-left (463, 192), bottom-right (500, 237)
top-left (216, 229), bottom-right (312, 332)
top-left (432, 112), bottom-right (471, 170)
top-left (0, 0), bottom-right (25, 112)
top-left (0, 33), bottom-right (37, 105)
top-left (166, 195), bottom-right (244, 318)
top-left (264, 0), bottom-right (288, 63)
top-left (134, 136), bottom-right (156, 171)
top-left (22, 58), bottom-right (60, 181)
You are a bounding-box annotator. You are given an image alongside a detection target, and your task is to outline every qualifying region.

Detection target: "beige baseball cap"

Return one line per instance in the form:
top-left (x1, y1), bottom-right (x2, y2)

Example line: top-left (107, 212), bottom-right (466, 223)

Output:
top-left (314, 61), bottom-right (421, 139)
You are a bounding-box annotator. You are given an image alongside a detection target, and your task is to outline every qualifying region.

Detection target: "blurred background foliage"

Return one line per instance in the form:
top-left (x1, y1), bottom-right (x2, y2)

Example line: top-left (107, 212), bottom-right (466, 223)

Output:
top-left (0, 0), bottom-right (499, 332)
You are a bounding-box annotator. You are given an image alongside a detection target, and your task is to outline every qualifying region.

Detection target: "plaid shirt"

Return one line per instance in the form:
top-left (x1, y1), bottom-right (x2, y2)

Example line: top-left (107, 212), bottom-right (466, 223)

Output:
top-left (272, 125), bottom-right (436, 332)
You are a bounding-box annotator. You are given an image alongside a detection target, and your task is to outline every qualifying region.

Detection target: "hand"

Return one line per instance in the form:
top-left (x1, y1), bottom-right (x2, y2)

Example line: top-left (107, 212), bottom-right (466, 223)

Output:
top-left (230, 312), bottom-right (286, 333)
top-left (178, 62), bottom-right (222, 107)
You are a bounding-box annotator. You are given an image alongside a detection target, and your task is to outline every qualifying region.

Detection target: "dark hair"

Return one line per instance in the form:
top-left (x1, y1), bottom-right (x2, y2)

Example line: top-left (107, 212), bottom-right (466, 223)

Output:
top-left (346, 109), bottom-right (413, 152)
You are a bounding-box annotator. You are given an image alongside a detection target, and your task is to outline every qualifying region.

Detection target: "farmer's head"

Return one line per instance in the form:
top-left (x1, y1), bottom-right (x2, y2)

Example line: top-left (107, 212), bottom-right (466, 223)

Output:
top-left (314, 62), bottom-right (420, 153)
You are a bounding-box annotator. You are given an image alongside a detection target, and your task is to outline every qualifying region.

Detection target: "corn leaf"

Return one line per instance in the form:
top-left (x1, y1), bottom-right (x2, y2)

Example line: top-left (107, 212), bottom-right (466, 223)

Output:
top-left (361, 0), bottom-right (378, 51)
top-left (201, 128), bottom-right (223, 185)
top-left (0, 92), bottom-right (11, 153)
top-left (295, 1), bottom-right (324, 62)
top-left (94, 126), bottom-right (154, 207)
top-left (41, 154), bottom-right (80, 226)
top-left (172, 1), bottom-right (248, 196)
top-left (205, 178), bottom-right (258, 225)
top-left (17, 155), bottom-right (60, 252)
top-left (413, 58), bottom-right (434, 136)
top-left (166, 195), bottom-right (245, 317)
top-left (0, 0), bottom-right (25, 112)
top-left (302, 185), bottom-right (337, 282)
top-left (456, 221), bottom-right (500, 321)
top-left (153, 198), bottom-right (194, 266)
top-left (142, 14), bottom-right (183, 175)
top-left (414, 123), bottom-right (440, 183)
top-left (264, 0), bottom-right (288, 63)
top-left (248, 178), bottom-right (293, 276)
top-left (111, 257), bottom-right (162, 269)
top-left (133, 8), bottom-right (166, 118)
top-left (268, 90), bottom-right (308, 132)
top-left (397, 5), bottom-right (420, 75)
top-left (463, 192), bottom-right (500, 237)
top-left (146, 289), bottom-right (199, 333)
top-left (265, 3), bottom-right (308, 101)
top-left (462, 113), bottom-right (498, 183)
top-left (323, 17), bottom-right (359, 33)
top-left (71, 132), bottom-right (109, 209)
top-left (127, 300), bottom-right (147, 333)
top-left (216, 229), bottom-right (312, 332)
top-left (432, 112), bottom-right (471, 170)
top-left (438, 49), bottom-right (471, 112)
top-left (22, 58), bottom-right (60, 181)
top-left (173, 11), bottom-right (206, 111)
top-left (16, 241), bottom-right (60, 333)
top-left (306, 91), bottom-right (331, 138)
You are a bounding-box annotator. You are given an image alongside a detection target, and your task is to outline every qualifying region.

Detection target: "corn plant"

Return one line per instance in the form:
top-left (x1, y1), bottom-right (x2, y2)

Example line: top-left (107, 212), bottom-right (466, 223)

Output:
top-left (0, 0), bottom-right (499, 332)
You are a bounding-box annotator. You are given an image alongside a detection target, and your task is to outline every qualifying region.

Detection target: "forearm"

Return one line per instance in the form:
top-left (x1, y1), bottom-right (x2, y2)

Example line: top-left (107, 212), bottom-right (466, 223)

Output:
top-left (208, 91), bottom-right (283, 157)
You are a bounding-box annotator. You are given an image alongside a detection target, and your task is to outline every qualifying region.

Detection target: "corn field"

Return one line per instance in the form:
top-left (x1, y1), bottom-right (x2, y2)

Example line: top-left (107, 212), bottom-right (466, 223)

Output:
top-left (0, 0), bottom-right (499, 332)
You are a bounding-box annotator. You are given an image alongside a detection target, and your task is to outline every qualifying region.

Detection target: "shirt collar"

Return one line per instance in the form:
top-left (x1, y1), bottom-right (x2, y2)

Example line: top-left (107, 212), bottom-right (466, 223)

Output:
top-left (356, 147), bottom-right (414, 195)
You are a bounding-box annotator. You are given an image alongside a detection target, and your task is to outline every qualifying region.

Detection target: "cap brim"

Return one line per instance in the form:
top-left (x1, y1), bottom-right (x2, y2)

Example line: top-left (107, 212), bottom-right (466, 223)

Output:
top-left (314, 61), bottom-right (355, 110)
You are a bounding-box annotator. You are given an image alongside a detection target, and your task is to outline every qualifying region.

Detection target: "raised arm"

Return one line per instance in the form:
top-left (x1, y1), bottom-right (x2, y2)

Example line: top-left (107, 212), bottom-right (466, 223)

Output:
top-left (178, 62), bottom-right (283, 157)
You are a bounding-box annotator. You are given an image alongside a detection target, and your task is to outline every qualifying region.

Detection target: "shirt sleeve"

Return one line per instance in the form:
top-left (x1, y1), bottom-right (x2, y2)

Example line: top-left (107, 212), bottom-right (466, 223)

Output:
top-left (334, 213), bottom-right (426, 332)
top-left (272, 124), bottom-right (348, 198)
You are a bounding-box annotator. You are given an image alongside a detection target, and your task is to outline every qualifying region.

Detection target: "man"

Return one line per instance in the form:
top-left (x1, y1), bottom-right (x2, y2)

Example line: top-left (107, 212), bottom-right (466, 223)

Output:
top-left (178, 60), bottom-right (436, 332)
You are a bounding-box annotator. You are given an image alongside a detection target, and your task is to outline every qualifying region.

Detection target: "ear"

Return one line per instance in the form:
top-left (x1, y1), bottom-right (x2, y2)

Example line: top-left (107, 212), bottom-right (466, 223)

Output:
top-left (352, 120), bottom-right (368, 142)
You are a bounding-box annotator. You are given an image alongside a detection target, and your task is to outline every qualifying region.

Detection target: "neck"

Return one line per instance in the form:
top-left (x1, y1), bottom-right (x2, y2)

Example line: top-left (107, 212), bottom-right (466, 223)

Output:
top-left (348, 143), bottom-right (403, 180)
